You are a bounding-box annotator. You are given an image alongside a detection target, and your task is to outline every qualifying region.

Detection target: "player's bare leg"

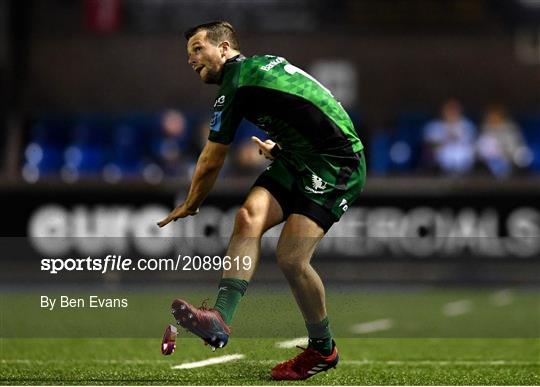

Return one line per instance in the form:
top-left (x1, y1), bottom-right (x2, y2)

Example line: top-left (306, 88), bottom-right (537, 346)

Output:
top-left (271, 214), bottom-right (339, 380)
top-left (222, 186), bottom-right (284, 280)
top-left (276, 214), bottom-right (326, 323)
top-left (170, 186), bottom-right (283, 349)
top-left (211, 186), bottom-right (284, 323)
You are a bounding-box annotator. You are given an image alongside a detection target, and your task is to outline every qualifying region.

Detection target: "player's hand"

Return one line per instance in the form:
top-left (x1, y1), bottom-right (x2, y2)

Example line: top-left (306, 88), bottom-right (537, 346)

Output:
top-left (251, 136), bottom-right (276, 160)
top-left (157, 203), bottom-right (199, 228)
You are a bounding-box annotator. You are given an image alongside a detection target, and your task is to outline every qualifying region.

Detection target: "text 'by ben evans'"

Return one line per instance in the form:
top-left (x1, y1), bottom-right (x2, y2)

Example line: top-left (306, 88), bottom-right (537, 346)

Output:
top-left (40, 296), bottom-right (128, 310)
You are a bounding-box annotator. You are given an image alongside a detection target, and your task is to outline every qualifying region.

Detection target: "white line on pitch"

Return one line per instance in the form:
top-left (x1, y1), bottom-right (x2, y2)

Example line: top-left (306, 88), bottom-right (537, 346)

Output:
top-left (442, 300), bottom-right (472, 316)
top-left (350, 319), bottom-right (393, 334)
top-left (171, 354), bottom-right (245, 369)
top-left (490, 289), bottom-right (514, 307)
top-left (275, 337), bottom-right (309, 348)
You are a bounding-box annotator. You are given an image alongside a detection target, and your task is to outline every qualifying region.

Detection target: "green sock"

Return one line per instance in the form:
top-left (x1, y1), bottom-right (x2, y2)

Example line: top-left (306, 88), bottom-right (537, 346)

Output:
top-left (213, 278), bottom-right (249, 324)
top-left (306, 317), bottom-right (333, 356)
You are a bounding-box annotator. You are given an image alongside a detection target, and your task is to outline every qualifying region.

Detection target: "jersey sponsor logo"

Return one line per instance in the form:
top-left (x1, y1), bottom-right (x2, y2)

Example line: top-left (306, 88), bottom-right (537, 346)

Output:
top-left (210, 112), bottom-right (222, 132)
top-left (305, 173), bottom-right (328, 194)
top-left (260, 56), bottom-right (285, 72)
top-left (213, 95), bottom-right (226, 108)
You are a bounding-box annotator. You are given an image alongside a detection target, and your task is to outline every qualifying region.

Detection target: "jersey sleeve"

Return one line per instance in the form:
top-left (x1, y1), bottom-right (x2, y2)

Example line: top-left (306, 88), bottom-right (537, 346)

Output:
top-left (208, 64), bottom-right (243, 145)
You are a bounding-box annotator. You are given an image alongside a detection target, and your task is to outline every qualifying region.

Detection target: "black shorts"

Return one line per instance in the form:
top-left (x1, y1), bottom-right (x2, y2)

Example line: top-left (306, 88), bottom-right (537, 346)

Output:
top-left (250, 151), bottom-right (365, 233)
top-left (252, 173), bottom-right (337, 233)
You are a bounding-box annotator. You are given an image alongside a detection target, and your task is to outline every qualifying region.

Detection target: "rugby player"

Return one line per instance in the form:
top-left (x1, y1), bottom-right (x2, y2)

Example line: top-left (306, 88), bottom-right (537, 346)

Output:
top-left (158, 21), bottom-right (366, 380)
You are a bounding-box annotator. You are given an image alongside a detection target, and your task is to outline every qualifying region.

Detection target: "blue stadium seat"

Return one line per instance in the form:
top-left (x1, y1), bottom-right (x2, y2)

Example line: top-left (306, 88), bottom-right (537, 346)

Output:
top-left (390, 111), bottom-right (431, 171)
top-left (369, 132), bottom-right (391, 175)
top-left (63, 114), bottom-right (114, 175)
top-left (25, 119), bottom-right (70, 176)
top-left (109, 124), bottom-right (147, 175)
top-left (518, 113), bottom-right (540, 172)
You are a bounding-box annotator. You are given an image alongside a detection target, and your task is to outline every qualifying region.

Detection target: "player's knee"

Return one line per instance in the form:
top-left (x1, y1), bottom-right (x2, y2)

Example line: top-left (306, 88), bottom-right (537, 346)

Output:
top-left (276, 255), bottom-right (307, 278)
top-left (233, 206), bottom-right (264, 237)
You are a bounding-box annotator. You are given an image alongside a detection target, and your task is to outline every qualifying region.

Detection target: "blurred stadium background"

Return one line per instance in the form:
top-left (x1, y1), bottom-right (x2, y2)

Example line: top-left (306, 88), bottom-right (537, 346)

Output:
top-left (1, 0), bottom-right (539, 338)
top-left (0, 2), bottom-right (539, 384)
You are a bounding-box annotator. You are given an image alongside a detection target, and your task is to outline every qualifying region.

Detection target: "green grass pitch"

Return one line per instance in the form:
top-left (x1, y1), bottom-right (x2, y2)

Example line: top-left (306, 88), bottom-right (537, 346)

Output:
top-left (1, 288), bottom-right (539, 385)
top-left (1, 338), bottom-right (538, 385)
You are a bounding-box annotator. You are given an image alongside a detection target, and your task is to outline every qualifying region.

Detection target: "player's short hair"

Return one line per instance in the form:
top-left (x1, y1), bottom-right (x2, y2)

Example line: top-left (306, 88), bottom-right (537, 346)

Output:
top-left (184, 21), bottom-right (240, 51)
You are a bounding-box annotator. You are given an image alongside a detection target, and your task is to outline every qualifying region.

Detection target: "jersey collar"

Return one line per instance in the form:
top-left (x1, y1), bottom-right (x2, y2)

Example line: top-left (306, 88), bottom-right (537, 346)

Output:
top-left (219, 54), bottom-right (245, 84)
top-left (225, 54), bottom-right (245, 64)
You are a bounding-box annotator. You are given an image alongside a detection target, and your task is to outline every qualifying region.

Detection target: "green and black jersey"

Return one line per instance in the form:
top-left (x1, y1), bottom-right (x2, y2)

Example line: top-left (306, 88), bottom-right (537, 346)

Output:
top-left (209, 54), bottom-right (366, 224)
top-left (210, 55), bottom-right (362, 158)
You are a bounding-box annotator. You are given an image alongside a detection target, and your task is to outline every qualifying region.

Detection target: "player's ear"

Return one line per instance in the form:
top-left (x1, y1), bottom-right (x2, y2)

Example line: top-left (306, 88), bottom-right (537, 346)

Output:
top-left (219, 41), bottom-right (230, 57)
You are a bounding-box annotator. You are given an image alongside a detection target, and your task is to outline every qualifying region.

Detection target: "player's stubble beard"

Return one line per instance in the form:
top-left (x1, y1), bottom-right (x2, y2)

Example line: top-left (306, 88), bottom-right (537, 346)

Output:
top-left (201, 67), bottom-right (222, 84)
top-left (199, 57), bottom-right (224, 84)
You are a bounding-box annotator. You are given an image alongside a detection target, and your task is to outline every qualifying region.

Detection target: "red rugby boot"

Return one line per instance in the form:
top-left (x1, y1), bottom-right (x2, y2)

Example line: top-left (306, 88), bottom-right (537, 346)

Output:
top-left (171, 298), bottom-right (230, 350)
top-left (271, 341), bottom-right (339, 380)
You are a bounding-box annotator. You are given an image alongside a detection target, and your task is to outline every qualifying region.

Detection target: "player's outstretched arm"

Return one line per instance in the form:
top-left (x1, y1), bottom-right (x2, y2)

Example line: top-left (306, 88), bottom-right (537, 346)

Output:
top-left (157, 140), bottom-right (229, 228)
